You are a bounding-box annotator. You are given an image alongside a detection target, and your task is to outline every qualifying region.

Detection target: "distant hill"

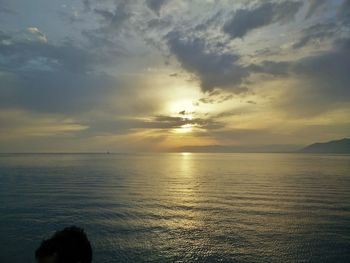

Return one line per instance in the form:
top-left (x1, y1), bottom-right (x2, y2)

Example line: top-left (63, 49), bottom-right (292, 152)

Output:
top-left (299, 138), bottom-right (350, 153)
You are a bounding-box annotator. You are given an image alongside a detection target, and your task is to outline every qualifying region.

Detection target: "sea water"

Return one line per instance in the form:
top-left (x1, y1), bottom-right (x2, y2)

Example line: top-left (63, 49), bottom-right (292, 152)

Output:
top-left (0, 153), bottom-right (349, 262)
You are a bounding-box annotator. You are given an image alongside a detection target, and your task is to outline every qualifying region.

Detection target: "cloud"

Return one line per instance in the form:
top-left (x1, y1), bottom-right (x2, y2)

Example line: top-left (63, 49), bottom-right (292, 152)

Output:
top-left (251, 60), bottom-right (290, 76)
top-left (338, 0), bottom-right (350, 25)
top-left (27, 27), bottom-right (47, 42)
top-left (77, 113), bottom-right (224, 137)
top-left (197, 91), bottom-right (235, 104)
top-left (0, 30), bottom-right (93, 73)
top-left (0, 0), bottom-right (14, 14)
top-left (146, 0), bottom-right (170, 15)
top-left (153, 115), bottom-right (224, 130)
top-left (292, 0), bottom-right (349, 50)
top-left (0, 70), bottom-right (117, 114)
top-left (93, 2), bottom-right (130, 30)
top-left (27, 27), bottom-right (40, 34)
top-left (83, 1), bottom-right (147, 59)
top-left (0, 30), bottom-right (118, 114)
top-left (166, 18), bottom-right (349, 117)
top-left (82, 0), bottom-right (91, 12)
top-left (305, 0), bottom-right (328, 19)
top-left (0, 110), bottom-right (87, 139)
top-left (0, 30), bottom-right (11, 45)
top-left (268, 38), bottom-right (350, 116)
top-left (166, 31), bottom-right (250, 92)
top-left (292, 22), bottom-right (336, 49)
top-left (165, 31), bottom-right (291, 94)
top-left (223, 1), bottom-right (302, 39)
top-left (292, 38), bottom-right (350, 99)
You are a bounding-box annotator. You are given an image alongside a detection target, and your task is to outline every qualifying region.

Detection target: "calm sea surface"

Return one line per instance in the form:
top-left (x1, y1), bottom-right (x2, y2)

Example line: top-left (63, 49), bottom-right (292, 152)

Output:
top-left (0, 153), bottom-right (350, 262)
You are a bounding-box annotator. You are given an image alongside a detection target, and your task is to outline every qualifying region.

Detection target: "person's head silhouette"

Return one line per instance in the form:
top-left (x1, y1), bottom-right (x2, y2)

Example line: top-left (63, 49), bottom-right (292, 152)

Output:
top-left (35, 226), bottom-right (92, 263)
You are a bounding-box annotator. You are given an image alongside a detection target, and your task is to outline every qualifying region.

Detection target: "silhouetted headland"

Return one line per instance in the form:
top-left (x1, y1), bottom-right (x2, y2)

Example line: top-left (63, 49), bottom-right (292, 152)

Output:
top-left (299, 138), bottom-right (350, 153)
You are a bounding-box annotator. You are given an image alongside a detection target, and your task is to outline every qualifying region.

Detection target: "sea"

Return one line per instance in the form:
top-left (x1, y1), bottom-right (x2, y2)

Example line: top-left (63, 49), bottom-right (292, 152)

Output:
top-left (0, 153), bottom-right (349, 262)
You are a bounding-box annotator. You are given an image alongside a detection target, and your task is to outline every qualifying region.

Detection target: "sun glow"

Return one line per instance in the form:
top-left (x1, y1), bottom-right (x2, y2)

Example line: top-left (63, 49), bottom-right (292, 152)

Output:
top-left (169, 99), bottom-right (196, 115)
top-left (174, 123), bottom-right (194, 133)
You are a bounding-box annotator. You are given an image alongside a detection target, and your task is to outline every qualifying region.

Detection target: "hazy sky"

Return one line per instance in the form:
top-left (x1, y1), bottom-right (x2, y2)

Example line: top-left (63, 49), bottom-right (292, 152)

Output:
top-left (0, 0), bottom-right (349, 152)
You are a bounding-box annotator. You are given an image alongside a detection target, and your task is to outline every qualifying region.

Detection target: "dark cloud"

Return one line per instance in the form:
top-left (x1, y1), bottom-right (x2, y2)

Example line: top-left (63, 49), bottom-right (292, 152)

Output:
top-left (199, 97), bottom-right (216, 104)
top-left (338, 0), bottom-right (350, 25)
top-left (305, 0), bottom-right (328, 19)
top-left (147, 18), bottom-right (172, 30)
top-left (145, 0), bottom-right (169, 15)
top-left (251, 60), bottom-right (290, 76)
top-left (150, 115), bottom-right (223, 130)
top-left (213, 110), bottom-right (243, 119)
top-left (198, 92), bottom-right (234, 104)
top-left (82, 0), bottom-right (91, 12)
top-left (94, 9), bottom-right (116, 21)
top-left (194, 10), bottom-right (223, 32)
top-left (223, 1), bottom-right (302, 39)
top-left (292, 38), bottom-right (350, 100)
top-left (166, 31), bottom-right (250, 92)
top-left (165, 30), bottom-right (294, 93)
top-left (292, 0), bottom-right (349, 49)
top-left (0, 30), bottom-right (11, 43)
top-left (271, 38), bottom-right (350, 116)
top-left (246, 100), bottom-right (256, 104)
top-left (0, 30), bottom-right (117, 114)
top-left (79, 114), bottom-right (224, 136)
top-left (292, 22), bottom-right (336, 49)
top-left (293, 1), bottom-right (347, 50)
top-left (81, 2), bottom-right (142, 58)
top-left (0, 0), bottom-right (14, 14)
top-left (0, 70), bottom-right (116, 114)
top-left (93, 2), bottom-right (130, 30)
top-left (0, 38), bottom-right (91, 73)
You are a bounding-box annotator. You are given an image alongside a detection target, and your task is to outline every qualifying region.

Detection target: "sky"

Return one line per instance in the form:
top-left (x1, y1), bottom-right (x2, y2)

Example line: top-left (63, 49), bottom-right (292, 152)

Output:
top-left (0, 0), bottom-right (349, 152)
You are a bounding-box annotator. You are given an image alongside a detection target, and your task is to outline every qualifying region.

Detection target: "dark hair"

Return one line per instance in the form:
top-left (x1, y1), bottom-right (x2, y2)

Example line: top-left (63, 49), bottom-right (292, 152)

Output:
top-left (35, 226), bottom-right (92, 263)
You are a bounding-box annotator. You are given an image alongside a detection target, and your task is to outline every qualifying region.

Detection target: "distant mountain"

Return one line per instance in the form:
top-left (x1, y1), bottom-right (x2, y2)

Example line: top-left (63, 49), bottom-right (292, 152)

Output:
top-left (299, 138), bottom-right (350, 153)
